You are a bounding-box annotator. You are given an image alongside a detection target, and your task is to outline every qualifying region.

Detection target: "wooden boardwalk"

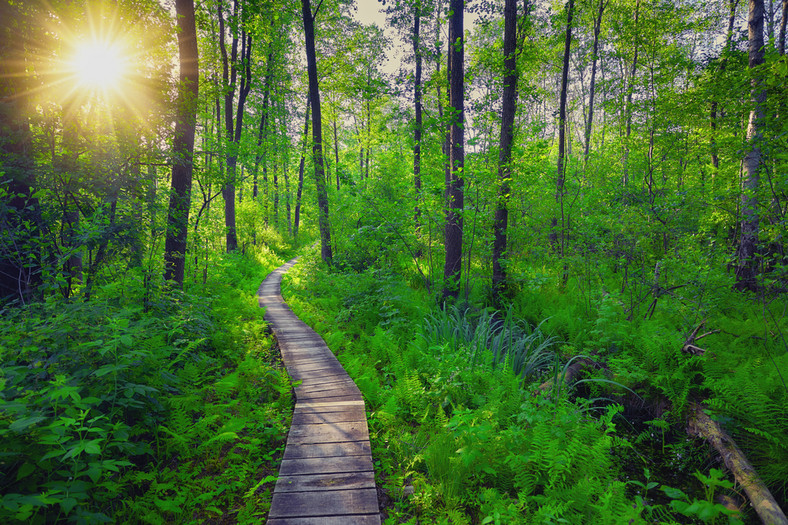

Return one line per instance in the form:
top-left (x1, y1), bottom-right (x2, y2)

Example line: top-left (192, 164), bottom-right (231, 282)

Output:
top-left (258, 258), bottom-right (381, 525)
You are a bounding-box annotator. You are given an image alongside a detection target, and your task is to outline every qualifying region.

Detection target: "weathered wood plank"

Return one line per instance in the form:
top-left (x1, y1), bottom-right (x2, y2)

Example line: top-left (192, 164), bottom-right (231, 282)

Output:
top-left (260, 258), bottom-right (380, 525)
top-left (268, 488), bottom-right (379, 518)
top-left (296, 393), bottom-right (362, 403)
top-left (283, 440), bottom-right (372, 459)
top-left (274, 471), bottom-right (375, 493)
top-left (278, 455), bottom-right (374, 476)
top-left (291, 409), bottom-right (368, 425)
top-left (287, 421), bottom-right (369, 444)
top-left (267, 515), bottom-right (380, 525)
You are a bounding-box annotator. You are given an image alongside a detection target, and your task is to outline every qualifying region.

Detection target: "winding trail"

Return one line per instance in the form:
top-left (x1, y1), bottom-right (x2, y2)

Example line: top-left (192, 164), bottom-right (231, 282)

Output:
top-left (258, 258), bottom-right (381, 525)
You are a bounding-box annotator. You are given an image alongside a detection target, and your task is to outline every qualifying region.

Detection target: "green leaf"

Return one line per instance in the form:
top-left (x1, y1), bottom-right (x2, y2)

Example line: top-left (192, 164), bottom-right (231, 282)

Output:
top-left (84, 439), bottom-right (102, 455)
top-left (15, 462), bottom-right (35, 481)
top-left (119, 334), bottom-right (133, 346)
top-left (9, 416), bottom-right (46, 432)
top-left (60, 497), bottom-right (77, 515)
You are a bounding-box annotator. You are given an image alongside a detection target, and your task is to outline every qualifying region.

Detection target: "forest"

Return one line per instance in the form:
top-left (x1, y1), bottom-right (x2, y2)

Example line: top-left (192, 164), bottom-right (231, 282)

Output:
top-left (1, 0), bottom-right (787, 522)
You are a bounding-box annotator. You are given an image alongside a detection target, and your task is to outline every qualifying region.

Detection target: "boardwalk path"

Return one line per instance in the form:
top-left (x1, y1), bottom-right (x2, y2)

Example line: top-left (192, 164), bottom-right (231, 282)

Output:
top-left (258, 258), bottom-right (381, 525)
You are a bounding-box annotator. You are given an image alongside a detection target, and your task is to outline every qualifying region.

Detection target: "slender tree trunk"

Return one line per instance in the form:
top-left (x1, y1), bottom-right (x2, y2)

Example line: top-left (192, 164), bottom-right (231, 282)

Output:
top-left (302, 0), bottom-right (333, 263)
top-left (218, 0), bottom-right (251, 252)
top-left (492, 0), bottom-right (526, 303)
top-left (622, 0), bottom-right (640, 187)
top-left (711, 0), bottom-right (739, 177)
top-left (294, 97), bottom-right (310, 240)
top-left (443, 0), bottom-right (464, 301)
top-left (164, 0), bottom-right (198, 287)
top-left (0, 4), bottom-right (41, 302)
top-left (333, 118), bottom-right (340, 190)
top-left (779, 0), bottom-right (787, 54)
top-left (254, 51), bottom-right (274, 201)
top-left (551, 0), bottom-right (574, 257)
top-left (414, 0), bottom-right (423, 235)
top-left (735, 0), bottom-right (766, 291)
top-left (584, 0), bottom-right (607, 165)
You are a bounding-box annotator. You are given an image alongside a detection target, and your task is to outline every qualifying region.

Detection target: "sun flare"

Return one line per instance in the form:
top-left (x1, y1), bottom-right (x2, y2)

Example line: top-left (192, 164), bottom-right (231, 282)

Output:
top-left (70, 40), bottom-right (126, 90)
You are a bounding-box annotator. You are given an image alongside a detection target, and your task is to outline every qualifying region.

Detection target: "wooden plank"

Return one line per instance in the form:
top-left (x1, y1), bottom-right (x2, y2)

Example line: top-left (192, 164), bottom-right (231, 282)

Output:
top-left (274, 471), bottom-right (375, 493)
top-left (283, 440), bottom-right (371, 459)
top-left (267, 514), bottom-right (380, 525)
top-left (278, 455), bottom-right (374, 476)
top-left (291, 410), bottom-right (368, 425)
top-left (296, 393), bottom-right (362, 403)
top-left (289, 369), bottom-right (350, 382)
top-left (268, 488), bottom-right (378, 518)
top-left (295, 379), bottom-right (358, 391)
top-left (295, 400), bottom-right (366, 409)
top-left (287, 422), bottom-right (369, 444)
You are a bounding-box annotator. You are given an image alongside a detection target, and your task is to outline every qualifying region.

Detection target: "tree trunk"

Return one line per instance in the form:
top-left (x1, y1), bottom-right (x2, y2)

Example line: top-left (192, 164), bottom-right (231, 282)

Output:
top-left (413, 0), bottom-right (423, 235)
top-left (735, 0), bottom-right (766, 291)
top-left (253, 51), bottom-right (274, 201)
top-left (218, 0), bottom-right (252, 253)
top-left (333, 118), bottom-right (340, 190)
top-left (711, 0), bottom-right (739, 178)
top-left (294, 97), bottom-right (310, 240)
top-left (443, 0), bottom-right (464, 301)
top-left (583, 0), bottom-right (607, 165)
top-left (622, 0), bottom-right (640, 187)
top-left (779, 0), bottom-right (787, 54)
top-left (492, 0), bottom-right (525, 303)
top-left (302, 0), bottom-right (333, 264)
top-left (688, 402), bottom-right (788, 525)
top-left (551, 0), bottom-right (574, 257)
top-left (163, 0), bottom-right (199, 287)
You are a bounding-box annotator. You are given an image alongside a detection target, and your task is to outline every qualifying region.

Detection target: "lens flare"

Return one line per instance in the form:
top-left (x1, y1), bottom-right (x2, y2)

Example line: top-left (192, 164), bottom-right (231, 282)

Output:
top-left (70, 41), bottom-right (126, 90)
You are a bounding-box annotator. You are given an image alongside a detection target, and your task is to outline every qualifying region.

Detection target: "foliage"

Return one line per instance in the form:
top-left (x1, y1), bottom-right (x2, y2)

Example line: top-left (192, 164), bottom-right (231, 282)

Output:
top-left (283, 251), bottom-right (764, 524)
top-left (0, 246), bottom-right (292, 523)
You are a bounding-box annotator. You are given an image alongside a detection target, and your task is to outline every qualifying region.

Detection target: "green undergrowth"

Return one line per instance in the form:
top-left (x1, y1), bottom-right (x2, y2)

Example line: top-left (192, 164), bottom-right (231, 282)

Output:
top-left (282, 248), bottom-right (757, 524)
top-left (0, 241), bottom-right (295, 523)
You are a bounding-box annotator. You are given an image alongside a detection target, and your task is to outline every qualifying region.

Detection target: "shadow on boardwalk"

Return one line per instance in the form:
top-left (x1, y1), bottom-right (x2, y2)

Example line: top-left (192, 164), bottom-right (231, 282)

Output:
top-left (258, 258), bottom-right (381, 525)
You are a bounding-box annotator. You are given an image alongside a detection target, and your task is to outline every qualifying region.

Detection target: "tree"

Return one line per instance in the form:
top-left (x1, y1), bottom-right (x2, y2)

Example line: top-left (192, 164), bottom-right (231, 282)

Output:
top-left (583, 0), bottom-right (609, 165)
top-left (443, 0), bottom-right (464, 300)
top-left (492, 0), bottom-right (528, 303)
top-left (163, 0), bottom-right (199, 287)
top-left (217, 0), bottom-right (253, 252)
top-left (551, 0), bottom-right (575, 257)
top-left (302, 0), bottom-right (333, 264)
top-left (0, 1), bottom-right (42, 302)
top-left (735, 0), bottom-right (766, 291)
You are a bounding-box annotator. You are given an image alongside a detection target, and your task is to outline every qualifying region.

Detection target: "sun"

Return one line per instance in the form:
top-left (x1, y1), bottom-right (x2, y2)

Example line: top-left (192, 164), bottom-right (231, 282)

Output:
top-left (70, 40), bottom-right (127, 91)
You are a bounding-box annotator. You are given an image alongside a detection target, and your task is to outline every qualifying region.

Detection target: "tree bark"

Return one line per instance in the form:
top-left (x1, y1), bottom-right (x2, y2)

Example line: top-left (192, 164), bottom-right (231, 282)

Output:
top-left (710, 0), bottom-right (739, 177)
top-left (779, 0), bottom-right (787, 54)
top-left (218, 0), bottom-right (251, 252)
top-left (443, 0), bottom-right (465, 301)
top-left (294, 97), bottom-right (310, 240)
top-left (253, 51), bottom-right (274, 201)
top-left (302, 0), bottom-right (333, 264)
top-left (164, 0), bottom-right (199, 287)
top-left (492, 0), bottom-right (525, 303)
top-left (413, 0), bottom-right (423, 237)
top-left (735, 0), bottom-right (766, 291)
top-left (622, 0), bottom-right (641, 187)
top-left (0, 2), bottom-right (41, 303)
top-left (688, 402), bottom-right (788, 525)
top-left (583, 0), bottom-right (607, 165)
top-left (551, 0), bottom-right (574, 257)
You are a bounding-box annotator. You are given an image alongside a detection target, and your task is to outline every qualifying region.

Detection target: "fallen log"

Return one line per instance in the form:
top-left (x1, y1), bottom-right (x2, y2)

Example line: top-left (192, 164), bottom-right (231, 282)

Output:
top-left (688, 402), bottom-right (788, 525)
